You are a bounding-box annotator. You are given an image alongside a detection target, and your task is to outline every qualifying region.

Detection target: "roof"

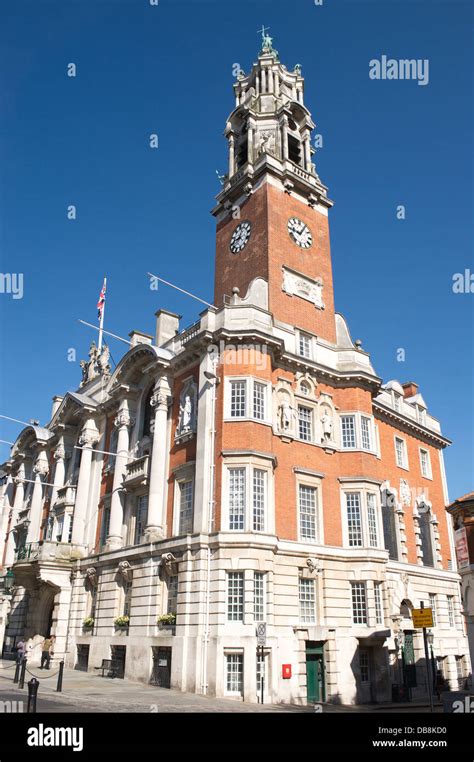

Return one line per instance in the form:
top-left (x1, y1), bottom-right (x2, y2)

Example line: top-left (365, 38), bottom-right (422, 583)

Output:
top-left (447, 491), bottom-right (474, 510)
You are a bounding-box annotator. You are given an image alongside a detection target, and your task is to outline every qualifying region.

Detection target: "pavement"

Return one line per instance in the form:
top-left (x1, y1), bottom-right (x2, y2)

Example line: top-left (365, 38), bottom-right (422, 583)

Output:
top-left (0, 659), bottom-right (442, 713)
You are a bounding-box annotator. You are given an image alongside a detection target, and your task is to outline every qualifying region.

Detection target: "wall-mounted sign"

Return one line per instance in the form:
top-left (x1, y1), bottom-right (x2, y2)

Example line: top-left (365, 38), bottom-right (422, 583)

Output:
top-left (454, 527), bottom-right (470, 569)
top-left (412, 608), bottom-right (434, 628)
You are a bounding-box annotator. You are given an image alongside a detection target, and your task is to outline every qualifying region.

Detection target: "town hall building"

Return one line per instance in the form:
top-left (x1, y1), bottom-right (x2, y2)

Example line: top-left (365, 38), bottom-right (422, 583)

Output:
top-left (0, 35), bottom-right (470, 705)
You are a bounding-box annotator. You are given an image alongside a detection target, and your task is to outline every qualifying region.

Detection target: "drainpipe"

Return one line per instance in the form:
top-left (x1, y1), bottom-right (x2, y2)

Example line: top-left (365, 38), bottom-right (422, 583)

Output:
top-left (201, 364), bottom-right (218, 695)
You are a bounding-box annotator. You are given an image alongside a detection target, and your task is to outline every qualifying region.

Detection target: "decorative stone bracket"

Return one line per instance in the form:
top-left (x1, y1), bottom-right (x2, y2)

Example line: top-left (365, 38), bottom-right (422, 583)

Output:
top-left (117, 560), bottom-right (133, 584)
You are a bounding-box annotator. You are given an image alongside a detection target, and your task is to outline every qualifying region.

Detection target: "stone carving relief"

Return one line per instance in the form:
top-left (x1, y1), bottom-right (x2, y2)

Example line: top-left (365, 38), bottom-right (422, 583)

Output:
top-left (400, 479), bottom-right (412, 507)
top-left (306, 557), bottom-right (321, 574)
top-left (80, 341), bottom-right (111, 387)
top-left (85, 567), bottom-right (98, 588)
top-left (255, 129), bottom-right (277, 157)
top-left (117, 560), bottom-right (133, 583)
top-left (282, 267), bottom-right (324, 310)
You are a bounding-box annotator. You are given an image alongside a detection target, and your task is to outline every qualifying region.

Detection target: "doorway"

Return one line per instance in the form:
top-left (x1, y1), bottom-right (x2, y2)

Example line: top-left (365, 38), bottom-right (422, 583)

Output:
top-left (305, 642), bottom-right (325, 703)
top-left (150, 646), bottom-right (172, 688)
top-left (110, 645), bottom-right (126, 679)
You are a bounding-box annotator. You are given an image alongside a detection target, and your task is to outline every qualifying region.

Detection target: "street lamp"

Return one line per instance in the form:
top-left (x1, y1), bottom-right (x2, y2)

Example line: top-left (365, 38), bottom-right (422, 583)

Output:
top-left (426, 629), bottom-right (436, 690)
top-left (3, 569), bottom-right (14, 594)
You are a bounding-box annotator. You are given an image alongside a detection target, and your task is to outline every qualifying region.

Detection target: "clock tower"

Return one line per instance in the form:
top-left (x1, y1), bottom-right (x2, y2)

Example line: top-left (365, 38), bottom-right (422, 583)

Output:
top-left (212, 33), bottom-right (337, 344)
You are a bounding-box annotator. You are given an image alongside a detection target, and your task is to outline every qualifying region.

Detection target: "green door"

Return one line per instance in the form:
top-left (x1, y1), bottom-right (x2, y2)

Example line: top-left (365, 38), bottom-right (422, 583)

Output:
top-left (306, 651), bottom-right (325, 702)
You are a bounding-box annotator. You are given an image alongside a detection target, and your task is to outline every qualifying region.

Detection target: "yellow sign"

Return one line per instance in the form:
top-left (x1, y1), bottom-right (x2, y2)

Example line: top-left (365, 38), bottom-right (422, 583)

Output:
top-left (412, 608), bottom-right (434, 628)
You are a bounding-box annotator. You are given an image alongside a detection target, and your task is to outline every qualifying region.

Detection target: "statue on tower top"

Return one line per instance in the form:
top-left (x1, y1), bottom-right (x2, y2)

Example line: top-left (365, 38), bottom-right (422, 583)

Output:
top-left (258, 25), bottom-right (278, 57)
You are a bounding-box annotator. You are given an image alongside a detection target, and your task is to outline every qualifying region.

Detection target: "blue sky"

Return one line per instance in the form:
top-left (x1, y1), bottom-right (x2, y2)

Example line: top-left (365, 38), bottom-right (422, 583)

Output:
top-left (0, 0), bottom-right (472, 499)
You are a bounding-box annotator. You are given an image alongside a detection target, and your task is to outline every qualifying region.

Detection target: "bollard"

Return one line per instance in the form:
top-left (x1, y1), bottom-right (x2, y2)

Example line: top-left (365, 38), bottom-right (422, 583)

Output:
top-left (56, 660), bottom-right (64, 692)
top-left (27, 678), bottom-right (39, 713)
top-left (13, 660), bottom-right (21, 684)
top-left (18, 657), bottom-right (27, 689)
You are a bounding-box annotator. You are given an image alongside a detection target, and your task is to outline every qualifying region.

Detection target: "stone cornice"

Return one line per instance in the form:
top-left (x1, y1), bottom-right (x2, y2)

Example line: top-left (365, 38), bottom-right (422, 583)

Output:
top-left (221, 449), bottom-right (278, 466)
top-left (373, 401), bottom-right (451, 448)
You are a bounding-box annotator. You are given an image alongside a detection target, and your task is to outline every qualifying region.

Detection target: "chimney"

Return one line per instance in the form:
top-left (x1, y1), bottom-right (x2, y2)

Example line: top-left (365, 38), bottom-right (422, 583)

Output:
top-left (402, 382), bottom-right (419, 399)
top-left (155, 309), bottom-right (181, 346)
top-left (129, 330), bottom-right (153, 348)
top-left (51, 395), bottom-right (63, 418)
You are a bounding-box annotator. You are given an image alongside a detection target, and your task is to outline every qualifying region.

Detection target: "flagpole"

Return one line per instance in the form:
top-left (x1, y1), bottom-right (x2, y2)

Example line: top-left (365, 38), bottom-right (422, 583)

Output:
top-left (98, 276), bottom-right (106, 352)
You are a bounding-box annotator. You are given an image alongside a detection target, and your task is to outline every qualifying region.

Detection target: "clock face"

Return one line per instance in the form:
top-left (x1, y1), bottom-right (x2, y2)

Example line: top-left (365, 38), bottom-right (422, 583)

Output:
top-left (229, 221), bottom-right (251, 253)
top-left (288, 217), bottom-right (313, 249)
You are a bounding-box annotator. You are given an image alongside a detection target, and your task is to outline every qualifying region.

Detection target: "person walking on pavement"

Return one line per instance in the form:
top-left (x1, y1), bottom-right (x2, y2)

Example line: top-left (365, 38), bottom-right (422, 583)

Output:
top-left (40, 635), bottom-right (55, 670)
top-left (15, 638), bottom-right (26, 665)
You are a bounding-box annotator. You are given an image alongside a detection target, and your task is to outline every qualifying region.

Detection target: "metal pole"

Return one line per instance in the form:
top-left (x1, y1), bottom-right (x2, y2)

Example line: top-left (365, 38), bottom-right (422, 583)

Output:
top-left (18, 657), bottom-right (27, 689)
top-left (56, 660), bottom-right (64, 692)
top-left (98, 277), bottom-right (106, 352)
top-left (420, 602), bottom-right (434, 713)
top-left (260, 646), bottom-right (264, 705)
top-left (27, 678), bottom-right (39, 713)
top-left (13, 660), bottom-right (21, 684)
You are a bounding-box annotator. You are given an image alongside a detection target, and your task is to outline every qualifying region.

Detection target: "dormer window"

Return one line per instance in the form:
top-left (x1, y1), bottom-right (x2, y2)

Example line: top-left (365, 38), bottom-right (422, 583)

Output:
top-left (393, 392), bottom-right (402, 413)
top-left (416, 406), bottom-right (427, 425)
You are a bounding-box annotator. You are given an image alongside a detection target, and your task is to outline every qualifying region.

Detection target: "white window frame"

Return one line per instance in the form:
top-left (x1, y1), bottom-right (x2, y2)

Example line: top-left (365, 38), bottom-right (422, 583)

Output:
top-left (340, 412), bottom-right (377, 454)
top-left (297, 404), bottom-right (313, 442)
top-left (394, 436), bottom-right (409, 470)
top-left (419, 448), bottom-right (432, 479)
top-left (167, 574), bottom-right (178, 616)
top-left (254, 572), bottom-right (266, 622)
top-left (341, 485), bottom-right (383, 550)
top-left (298, 577), bottom-right (316, 624)
top-left (296, 471), bottom-right (324, 544)
top-left (429, 593), bottom-right (437, 626)
top-left (374, 582), bottom-right (384, 625)
top-left (224, 651), bottom-right (244, 696)
top-left (416, 405), bottom-right (427, 425)
top-left (297, 330), bottom-right (313, 360)
top-left (351, 582), bottom-right (368, 625)
top-left (134, 494), bottom-right (148, 545)
top-left (172, 465), bottom-right (195, 536)
top-left (225, 377), bottom-right (272, 424)
top-left (222, 455), bottom-right (275, 534)
top-left (447, 596), bottom-right (455, 628)
top-left (227, 572), bottom-right (245, 622)
top-left (392, 391), bottom-right (402, 413)
top-left (340, 414), bottom-right (357, 449)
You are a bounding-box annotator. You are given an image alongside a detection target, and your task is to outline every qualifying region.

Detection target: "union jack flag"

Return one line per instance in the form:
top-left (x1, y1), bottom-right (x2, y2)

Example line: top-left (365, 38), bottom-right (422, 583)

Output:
top-left (97, 279), bottom-right (106, 320)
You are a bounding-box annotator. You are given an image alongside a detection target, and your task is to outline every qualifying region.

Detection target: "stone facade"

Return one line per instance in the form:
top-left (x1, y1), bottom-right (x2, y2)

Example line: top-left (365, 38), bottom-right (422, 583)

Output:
top-left (0, 40), bottom-right (471, 705)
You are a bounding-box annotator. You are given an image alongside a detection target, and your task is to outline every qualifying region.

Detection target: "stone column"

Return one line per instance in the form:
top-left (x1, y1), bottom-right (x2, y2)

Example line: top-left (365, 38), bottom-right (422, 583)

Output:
top-left (71, 420), bottom-right (99, 546)
top-left (228, 133), bottom-right (235, 177)
top-left (261, 67), bottom-right (266, 93)
top-left (281, 115), bottom-right (289, 161)
top-left (247, 120), bottom-right (255, 165)
top-left (106, 403), bottom-right (135, 551)
top-left (0, 471), bottom-right (13, 562)
top-left (145, 377), bottom-right (172, 542)
top-left (26, 449), bottom-right (49, 543)
top-left (267, 68), bottom-right (274, 93)
top-left (304, 133), bottom-right (312, 171)
top-left (274, 74), bottom-right (280, 98)
top-left (4, 462), bottom-right (25, 565)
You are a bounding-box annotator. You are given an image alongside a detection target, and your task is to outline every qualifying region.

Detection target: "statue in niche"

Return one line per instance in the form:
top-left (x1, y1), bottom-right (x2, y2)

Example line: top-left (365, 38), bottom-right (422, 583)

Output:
top-left (278, 397), bottom-right (294, 432)
top-left (320, 408), bottom-right (333, 442)
top-left (176, 381), bottom-right (196, 437)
